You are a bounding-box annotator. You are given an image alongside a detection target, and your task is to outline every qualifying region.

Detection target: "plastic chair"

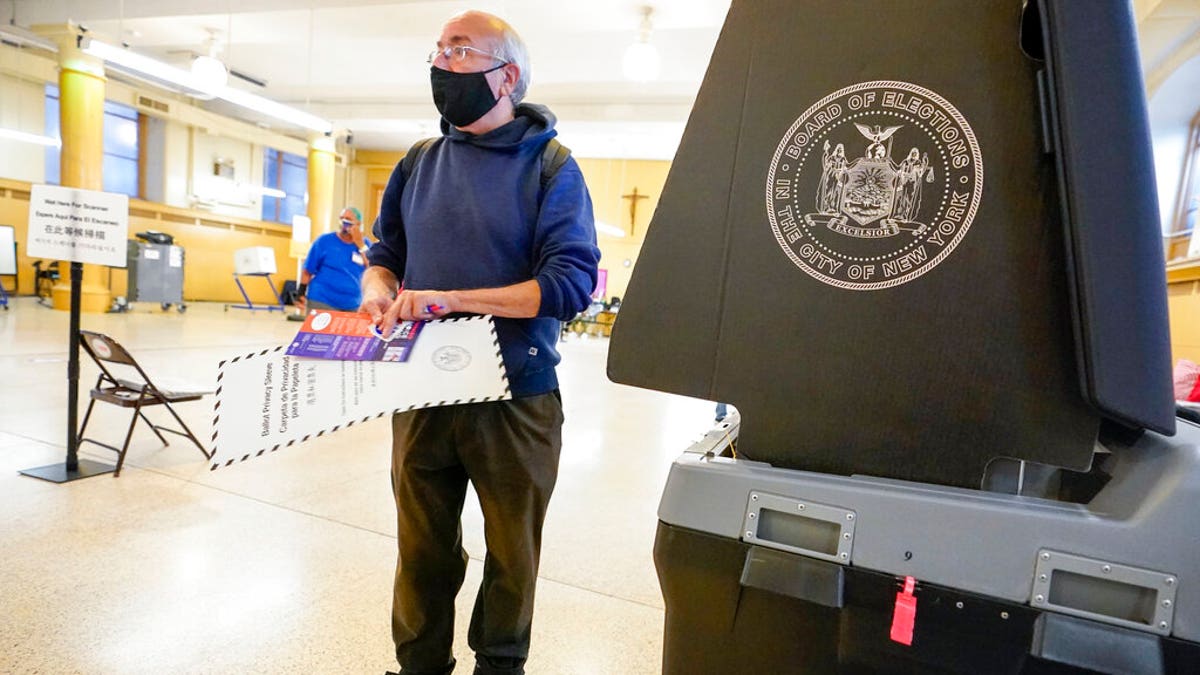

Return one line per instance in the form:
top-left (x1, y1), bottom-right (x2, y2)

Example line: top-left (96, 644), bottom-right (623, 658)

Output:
top-left (78, 330), bottom-right (213, 476)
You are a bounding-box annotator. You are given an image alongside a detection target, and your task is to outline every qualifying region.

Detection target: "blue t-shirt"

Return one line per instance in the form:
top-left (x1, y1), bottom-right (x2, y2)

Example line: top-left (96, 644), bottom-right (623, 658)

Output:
top-left (304, 232), bottom-right (369, 311)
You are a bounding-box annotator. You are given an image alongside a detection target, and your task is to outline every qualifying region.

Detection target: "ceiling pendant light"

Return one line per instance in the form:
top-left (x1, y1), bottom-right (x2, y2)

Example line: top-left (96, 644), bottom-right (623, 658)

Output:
top-left (191, 29), bottom-right (228, 90)
top-left (622, 5), bottom-right (661, 83)
top-left (190, 54), bottom-right (228, 90)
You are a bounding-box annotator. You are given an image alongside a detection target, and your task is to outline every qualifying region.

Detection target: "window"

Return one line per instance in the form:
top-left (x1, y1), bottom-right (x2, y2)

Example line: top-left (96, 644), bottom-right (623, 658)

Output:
top-left (44, 84), bottom-right (141, 198)
top-left (1176, 116), bottom-right (1200, 236)
top-left (262, 147), bottom-right (308, 224)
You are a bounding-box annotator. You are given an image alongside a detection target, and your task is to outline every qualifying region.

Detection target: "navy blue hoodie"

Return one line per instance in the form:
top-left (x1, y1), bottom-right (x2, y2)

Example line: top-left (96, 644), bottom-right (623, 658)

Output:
top-left (368, 103), bottom-right (601, 397)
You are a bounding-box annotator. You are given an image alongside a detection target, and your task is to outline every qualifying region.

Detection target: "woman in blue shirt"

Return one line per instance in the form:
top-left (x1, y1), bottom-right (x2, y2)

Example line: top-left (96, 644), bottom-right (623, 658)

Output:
top-left (297, 206), bottom-right (371, 312)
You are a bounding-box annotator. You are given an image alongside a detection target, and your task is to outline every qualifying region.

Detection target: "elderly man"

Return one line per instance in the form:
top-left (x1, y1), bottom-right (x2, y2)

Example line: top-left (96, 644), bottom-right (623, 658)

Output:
top-left (362, 10), bottom-right (600, 675)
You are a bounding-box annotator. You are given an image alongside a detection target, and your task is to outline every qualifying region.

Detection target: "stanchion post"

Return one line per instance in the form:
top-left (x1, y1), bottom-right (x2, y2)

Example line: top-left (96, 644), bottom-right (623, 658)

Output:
top-left (19, 261), bottom-right (115, 483)
top-left (66, 261), bottom-right (82, 471)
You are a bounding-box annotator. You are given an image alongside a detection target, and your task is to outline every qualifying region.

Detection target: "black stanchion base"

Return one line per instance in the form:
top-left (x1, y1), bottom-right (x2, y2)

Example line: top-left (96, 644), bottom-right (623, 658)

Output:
top-left (19, 459), bottom-right (116, 483)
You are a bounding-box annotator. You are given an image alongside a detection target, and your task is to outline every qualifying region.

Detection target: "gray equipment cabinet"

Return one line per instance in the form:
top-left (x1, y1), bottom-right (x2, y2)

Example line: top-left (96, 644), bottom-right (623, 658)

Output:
top-left (608, 0), bottom-right (1200, 673)
top-left (126, 240), bottom-right (186, 312)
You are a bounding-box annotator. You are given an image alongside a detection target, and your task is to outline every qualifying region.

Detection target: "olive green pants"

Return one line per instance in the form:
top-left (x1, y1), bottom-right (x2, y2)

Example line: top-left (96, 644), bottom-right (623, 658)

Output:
top-left (390, 392), bottom-right (563, 675)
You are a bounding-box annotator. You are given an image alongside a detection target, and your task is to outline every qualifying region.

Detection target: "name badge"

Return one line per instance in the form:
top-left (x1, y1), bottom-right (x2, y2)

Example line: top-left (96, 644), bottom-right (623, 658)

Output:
top-left (352, 252), bottom-right (364, 265)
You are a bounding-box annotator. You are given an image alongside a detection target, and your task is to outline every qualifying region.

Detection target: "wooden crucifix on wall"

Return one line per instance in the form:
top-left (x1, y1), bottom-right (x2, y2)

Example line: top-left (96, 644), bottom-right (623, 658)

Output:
top-left (621, 187), bottom-right (651, 236)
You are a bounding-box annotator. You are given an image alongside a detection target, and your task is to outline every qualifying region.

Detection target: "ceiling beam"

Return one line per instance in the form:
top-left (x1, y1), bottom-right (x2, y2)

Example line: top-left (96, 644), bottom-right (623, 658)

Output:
top-left (1135, 0), bottom-right (1170, 24)
top-left (1146, 22), bottom-right (1200, 96)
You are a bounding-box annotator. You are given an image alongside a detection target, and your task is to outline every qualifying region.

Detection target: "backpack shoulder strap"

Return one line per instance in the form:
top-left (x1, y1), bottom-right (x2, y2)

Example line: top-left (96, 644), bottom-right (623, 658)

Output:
top-left (539, 138), bottom-right (571, 190)
top-left (403, 136), bottom-right (568, 188)
top-left (400, 137), bottom-right (438, 180)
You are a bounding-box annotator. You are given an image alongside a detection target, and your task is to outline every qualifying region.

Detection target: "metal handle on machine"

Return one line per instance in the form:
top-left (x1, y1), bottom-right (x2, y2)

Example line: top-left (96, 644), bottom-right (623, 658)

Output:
top-left (1031, 549), bottom-right (1178, 636)
top-left (741, 491), bottom-right (856, 564)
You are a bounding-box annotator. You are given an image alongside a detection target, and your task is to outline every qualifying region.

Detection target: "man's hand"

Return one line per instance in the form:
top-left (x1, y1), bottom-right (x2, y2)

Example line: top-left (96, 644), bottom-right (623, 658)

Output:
top-left (350, 226), bottom-right (366, 249)
top-left (360, 286), bottom-right (395, 325)
top-left (360, 266), bottom-right (399, 327)
top-left (360, 269), bottom-right (541, 335)
top-left (376, 289), bottom-right (455, 336)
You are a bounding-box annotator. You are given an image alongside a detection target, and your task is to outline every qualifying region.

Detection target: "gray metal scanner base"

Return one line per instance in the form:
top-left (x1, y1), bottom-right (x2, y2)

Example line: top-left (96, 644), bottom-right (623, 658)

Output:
top-left (654, 416), bottom-right (1200, 673)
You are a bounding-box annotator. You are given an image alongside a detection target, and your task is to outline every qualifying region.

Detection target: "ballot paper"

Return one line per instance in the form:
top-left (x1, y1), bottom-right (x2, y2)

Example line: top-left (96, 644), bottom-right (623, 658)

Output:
top-left (286, 310), bottom-right (423, 362)
top-left (210, 315), bottom-right (508, 469)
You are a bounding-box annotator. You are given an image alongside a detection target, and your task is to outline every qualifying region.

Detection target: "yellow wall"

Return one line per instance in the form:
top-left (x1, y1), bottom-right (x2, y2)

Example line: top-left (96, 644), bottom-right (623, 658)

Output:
top-left (1168, 262), bottom-right (1200, 363)
top-left (577, 157), bottom-right (669, 300)
top-left (348, 149), bottom-right (403, 230)
top-left (2, 177), bottom-right (292, 304)
top-left (343, 153), bottom-right (668, 302)
top-left (6, 153), bottom-right (671, 306)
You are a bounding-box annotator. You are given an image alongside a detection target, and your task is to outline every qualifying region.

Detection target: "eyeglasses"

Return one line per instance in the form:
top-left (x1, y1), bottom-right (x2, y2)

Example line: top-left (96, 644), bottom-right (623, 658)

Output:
top-left (427, 44), bottom-right (508, 66)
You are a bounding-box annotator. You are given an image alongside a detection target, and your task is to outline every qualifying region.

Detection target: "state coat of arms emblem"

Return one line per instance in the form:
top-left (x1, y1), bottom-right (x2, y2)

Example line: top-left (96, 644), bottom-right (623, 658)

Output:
top-left (766, 81), bottom-right (983, 290)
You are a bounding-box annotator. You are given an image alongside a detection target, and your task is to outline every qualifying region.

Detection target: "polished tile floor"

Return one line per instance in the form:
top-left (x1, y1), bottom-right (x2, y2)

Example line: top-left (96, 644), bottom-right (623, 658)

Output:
top-left (0, 297), bottom-right (716, 674)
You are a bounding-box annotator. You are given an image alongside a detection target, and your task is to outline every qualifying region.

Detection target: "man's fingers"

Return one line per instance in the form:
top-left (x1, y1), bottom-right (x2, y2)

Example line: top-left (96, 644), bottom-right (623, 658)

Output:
top-left (380, 295), bottom-right (404, 334)
top-left (363, 297), bottom-right (384, 322)
top-left (382, 290), bottom-right (449, 323)
top-left (399, 294), bottom-right (422, 322)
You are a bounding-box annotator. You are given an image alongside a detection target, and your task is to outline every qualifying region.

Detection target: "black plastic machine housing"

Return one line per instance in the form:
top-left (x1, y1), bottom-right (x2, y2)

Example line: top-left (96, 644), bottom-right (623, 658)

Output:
top-left (607, 0), bottom-right (1174, 489)
top-left (607, 0), bottom-right (1198, 672)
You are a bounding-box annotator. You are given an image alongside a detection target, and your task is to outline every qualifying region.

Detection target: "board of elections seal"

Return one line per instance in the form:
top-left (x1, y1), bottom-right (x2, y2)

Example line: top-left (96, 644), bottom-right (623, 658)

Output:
top-left (765, 80), bottom-right (983, 291)
top-left (432, 345), bottom-right (471, 372)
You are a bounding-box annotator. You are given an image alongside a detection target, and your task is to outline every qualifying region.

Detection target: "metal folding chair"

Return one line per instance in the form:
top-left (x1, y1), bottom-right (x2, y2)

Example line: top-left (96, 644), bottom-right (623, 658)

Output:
top-left (33, 260), bottom-right (59, 306)
top-left (78, 330), bottom-right (213, 476)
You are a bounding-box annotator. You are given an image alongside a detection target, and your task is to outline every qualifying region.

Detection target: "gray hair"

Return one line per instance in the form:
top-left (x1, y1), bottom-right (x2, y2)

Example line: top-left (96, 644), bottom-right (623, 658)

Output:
top-left (446, 11), bottom-right (531, 104)
top-left (493, 20), bottom-right (531, 104)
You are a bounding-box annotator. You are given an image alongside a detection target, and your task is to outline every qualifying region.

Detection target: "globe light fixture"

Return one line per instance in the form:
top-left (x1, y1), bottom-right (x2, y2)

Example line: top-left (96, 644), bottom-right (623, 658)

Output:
top-left (190, 54), bottom-right (229, 90)
top-left (622, 6), bottom-right (660, 83)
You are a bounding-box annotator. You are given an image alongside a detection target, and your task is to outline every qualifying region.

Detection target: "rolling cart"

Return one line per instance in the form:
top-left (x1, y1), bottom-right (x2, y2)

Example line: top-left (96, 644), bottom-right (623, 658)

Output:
top-left (119, 233), bottom-right (186, 313)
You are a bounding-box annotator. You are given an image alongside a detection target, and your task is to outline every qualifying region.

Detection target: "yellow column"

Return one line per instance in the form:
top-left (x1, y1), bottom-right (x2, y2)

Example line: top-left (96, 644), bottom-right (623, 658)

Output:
top-left (307, 134), bottom-right (337, 242)
top-left (51, 34), bottom-right (111, 313)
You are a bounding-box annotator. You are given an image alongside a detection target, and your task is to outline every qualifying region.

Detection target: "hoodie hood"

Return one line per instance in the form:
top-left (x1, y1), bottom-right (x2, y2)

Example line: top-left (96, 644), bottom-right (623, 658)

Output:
top-left (442, 102), bottom-right (558, 150)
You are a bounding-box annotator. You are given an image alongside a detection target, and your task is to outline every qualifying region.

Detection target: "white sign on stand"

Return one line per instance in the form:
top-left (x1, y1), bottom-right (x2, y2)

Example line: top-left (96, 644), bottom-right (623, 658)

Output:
top-left (290, 214), bottom-right (313, 267)
top-left (291, 214), bottom-right (312, 244)
top-left (27, 185), bottom-right (129, 267)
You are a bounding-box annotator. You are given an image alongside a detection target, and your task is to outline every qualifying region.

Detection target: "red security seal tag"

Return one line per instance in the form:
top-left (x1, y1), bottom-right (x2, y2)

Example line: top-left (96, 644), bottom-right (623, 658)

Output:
top-left (890, 575), bottom-right (917, 646)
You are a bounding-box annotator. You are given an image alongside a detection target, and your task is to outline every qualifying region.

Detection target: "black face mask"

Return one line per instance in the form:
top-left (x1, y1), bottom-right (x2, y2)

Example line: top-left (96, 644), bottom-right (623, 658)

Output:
top-left (430, 64), bottom-right (505, 128)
